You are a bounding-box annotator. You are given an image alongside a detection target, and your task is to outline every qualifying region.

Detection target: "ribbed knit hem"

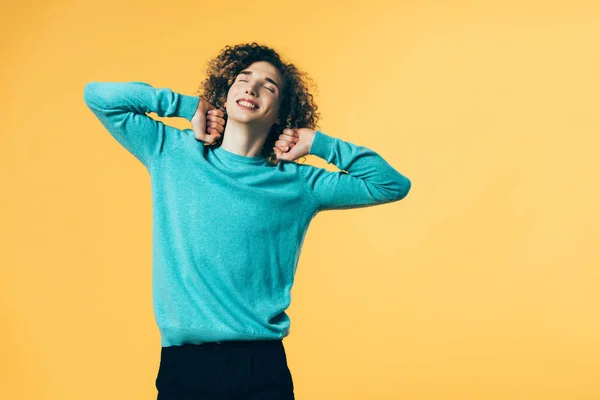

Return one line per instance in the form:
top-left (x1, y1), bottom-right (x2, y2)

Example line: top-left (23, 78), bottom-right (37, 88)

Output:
top-left (176, 94), bottom-right (201, 121)
top-left (308, 130), bottom-right (336, 161)
top-left (160, 326), bottom-right (288, 347)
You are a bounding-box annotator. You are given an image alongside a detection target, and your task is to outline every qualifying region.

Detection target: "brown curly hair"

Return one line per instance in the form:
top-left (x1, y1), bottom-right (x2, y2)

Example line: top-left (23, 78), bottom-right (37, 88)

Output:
top-left (194, 42), bottom-right (321, 165)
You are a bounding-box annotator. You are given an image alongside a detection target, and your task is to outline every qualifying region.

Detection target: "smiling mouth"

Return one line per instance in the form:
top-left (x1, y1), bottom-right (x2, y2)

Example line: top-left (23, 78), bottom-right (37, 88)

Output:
top-left (237, 100), bottom-right (259, 110)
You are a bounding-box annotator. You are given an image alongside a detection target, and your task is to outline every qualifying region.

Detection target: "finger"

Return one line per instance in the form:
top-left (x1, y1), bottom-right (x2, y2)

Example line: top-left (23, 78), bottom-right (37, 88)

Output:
top-left (207, 121), bottom-right (224, 134)
top-left (207, 115), bottom-right (226, 125)
top-left (274, 146), bottom-right (292, 161)
top-left (273, 146), bottom-right (284, 159)
top-left (275, 142), bottom-right (294, 151)
top-left (279, 133), bottom-right (299, 141)
top-left (283, 128), bottom-right (299, 137)
top-left (277, 138), bottom-right (298, 148)
top-left (208, 120), bottom-right (224, 133)
top-left (208, 130), bottom-right (222, 141)
top-left (209, 109), bottom-right (225, 117)
top-left (275, 139), bottom-right (295, 147)
top-left (211, 128), bottom-right (222, 137)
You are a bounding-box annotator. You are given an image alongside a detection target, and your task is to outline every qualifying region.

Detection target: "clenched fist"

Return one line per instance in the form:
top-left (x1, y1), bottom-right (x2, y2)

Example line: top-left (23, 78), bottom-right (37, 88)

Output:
top-left (273, 128), bottom-right (316, 162)
top-left (192, 98), bottom-right (226, 145)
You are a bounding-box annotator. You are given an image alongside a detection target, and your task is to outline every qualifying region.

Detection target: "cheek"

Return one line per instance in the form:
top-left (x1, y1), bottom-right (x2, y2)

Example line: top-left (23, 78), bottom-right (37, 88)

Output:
top-left (226, 88), bottom-right (236, 102)
top-left (270, 99), bottom-right (281, 113)
top-left (227, 95), bottom-right (237, 108)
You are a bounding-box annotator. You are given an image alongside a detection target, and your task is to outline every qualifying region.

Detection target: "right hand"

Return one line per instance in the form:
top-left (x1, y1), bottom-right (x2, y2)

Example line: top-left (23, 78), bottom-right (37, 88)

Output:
top-left (191, 98), bottom-right (226, 144)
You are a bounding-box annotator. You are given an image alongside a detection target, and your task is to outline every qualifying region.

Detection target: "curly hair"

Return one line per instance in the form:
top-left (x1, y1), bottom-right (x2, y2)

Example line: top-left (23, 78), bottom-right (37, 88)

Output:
top-left (194, 42), bottom-right (321, 165)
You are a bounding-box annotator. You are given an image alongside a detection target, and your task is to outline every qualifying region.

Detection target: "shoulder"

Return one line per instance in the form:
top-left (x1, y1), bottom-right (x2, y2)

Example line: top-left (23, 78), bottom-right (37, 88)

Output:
top-left (154, 128), bottom-right (208, 164)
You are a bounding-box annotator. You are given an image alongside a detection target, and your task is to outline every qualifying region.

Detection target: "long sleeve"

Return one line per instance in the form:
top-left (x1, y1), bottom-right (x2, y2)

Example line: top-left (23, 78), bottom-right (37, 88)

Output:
top-left (83, 81), bottom-right (200, 169)
top-left (297, 130), bottom-right (411, 212)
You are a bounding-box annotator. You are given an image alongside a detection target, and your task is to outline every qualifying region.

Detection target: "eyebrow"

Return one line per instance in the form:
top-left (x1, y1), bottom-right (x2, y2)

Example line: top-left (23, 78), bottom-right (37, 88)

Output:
top-left (238, 70), bottom-right (280, 90)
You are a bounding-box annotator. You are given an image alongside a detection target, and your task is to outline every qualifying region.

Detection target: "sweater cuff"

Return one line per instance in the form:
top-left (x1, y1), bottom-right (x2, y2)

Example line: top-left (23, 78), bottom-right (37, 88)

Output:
top-left (176, 94), bottom-right (201, 121)
top-left (309, 130), bottom-right (336, 160)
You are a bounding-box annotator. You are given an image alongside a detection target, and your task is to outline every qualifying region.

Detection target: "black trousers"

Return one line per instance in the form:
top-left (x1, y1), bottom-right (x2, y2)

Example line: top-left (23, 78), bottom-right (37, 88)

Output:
top-left (155, 339), bottom-right (295, 399)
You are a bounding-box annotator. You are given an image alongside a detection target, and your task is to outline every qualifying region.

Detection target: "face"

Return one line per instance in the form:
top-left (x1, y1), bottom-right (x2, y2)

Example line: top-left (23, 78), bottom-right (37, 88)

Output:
top-left (224, 61), bottom-right (283, 128)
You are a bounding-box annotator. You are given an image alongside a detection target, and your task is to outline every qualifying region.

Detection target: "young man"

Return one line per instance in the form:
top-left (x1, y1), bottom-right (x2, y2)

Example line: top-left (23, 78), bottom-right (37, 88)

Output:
top-left (84, 44), bottom-right (411, 400)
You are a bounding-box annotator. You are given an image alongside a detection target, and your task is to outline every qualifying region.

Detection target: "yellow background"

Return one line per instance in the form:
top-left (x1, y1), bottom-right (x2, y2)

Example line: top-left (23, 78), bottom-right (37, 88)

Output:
top-left (1, 0), bottom-right (599, 399)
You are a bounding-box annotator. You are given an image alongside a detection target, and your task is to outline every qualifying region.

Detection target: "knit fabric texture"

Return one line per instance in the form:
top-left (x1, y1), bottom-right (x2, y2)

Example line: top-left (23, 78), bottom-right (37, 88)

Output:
top-left (84, 81), bottom-right (411, 347)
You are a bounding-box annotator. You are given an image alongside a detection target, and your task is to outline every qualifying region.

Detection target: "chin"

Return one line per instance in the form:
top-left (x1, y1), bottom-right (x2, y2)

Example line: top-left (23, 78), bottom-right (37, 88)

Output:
top-left (228, 114), bottom-right (258, 123)
top-left (229, 110), bottom-right (267, 122)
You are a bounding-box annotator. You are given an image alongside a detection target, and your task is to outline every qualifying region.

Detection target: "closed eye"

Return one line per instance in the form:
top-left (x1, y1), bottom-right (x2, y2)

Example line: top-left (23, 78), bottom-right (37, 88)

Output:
top-left (238, 79), bottom-right (275, 93)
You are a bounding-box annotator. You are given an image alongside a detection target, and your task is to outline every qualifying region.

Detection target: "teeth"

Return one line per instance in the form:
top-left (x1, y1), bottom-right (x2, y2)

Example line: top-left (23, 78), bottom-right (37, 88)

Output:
top-left (238, 100), bottom-right (256, 109)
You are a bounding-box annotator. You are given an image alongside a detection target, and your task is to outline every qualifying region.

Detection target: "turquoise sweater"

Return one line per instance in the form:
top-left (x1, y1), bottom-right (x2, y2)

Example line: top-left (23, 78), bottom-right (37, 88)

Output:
top-left (83, 81), bottom-right (411, 347)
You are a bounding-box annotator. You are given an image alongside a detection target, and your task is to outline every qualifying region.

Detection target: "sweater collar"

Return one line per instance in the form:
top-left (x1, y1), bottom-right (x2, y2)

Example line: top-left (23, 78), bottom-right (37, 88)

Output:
top-left (213, 145), bottom-right (270, 166)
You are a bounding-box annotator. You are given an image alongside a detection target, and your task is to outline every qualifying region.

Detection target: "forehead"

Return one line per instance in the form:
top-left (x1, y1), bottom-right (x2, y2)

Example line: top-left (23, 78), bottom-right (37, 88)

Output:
top-left (239, 61), bottom-right (283, 86)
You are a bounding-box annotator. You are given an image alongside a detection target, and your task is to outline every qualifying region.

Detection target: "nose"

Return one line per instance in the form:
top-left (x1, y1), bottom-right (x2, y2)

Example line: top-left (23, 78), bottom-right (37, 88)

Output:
top-left (244, 81), bottom-right (260, 96)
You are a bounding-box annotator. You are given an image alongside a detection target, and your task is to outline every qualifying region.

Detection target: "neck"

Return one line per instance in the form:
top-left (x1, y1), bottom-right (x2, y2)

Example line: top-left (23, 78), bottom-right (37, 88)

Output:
top-left (219, 119), bottom-right (271, 158)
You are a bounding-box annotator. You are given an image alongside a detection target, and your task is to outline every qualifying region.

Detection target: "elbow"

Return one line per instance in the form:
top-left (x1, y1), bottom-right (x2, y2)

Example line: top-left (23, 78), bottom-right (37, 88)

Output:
top-left (362, 175), bottom-right (412, 204)
top-left (373, 176), bottom-right (411, 203)
top-left (393, 177), bottom-right (411, 201)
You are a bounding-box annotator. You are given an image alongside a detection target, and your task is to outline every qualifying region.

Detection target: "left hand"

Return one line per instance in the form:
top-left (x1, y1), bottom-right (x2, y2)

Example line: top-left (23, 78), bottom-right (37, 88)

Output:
top-left (273, 128), bottom-right (316, 162)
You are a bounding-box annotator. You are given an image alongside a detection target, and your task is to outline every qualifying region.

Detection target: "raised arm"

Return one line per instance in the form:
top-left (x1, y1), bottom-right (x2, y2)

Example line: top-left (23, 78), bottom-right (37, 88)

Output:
top-left (297, 130), bottom-right (411, 212)
top-left (83, 81), bottom-right (200, 169)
